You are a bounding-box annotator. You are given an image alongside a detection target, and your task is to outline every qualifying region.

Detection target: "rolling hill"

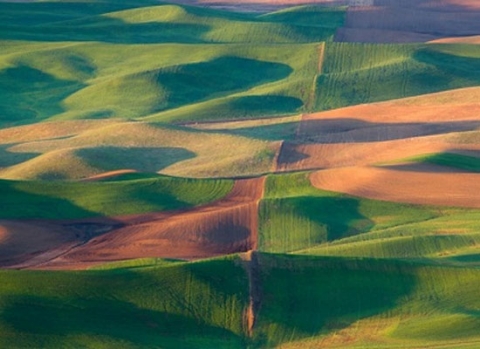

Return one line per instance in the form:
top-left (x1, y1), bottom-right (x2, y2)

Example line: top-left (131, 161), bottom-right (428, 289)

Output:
top-left (1, 0), bottom-right (480, 347)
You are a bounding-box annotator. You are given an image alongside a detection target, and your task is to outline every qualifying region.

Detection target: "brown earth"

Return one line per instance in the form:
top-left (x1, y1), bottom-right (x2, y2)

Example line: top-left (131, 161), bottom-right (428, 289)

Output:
top-left (277, 87), bottom-right (480, 207)
top-left (337, 0), bottom-right (480, 43)
top-left (429, 35), bottom-right (480, 44)
top-left (0, 220), bottom-right (79, 267)
top-left (278, 87), bottom-right (480, 171)
top-left (6, 176), bottom-right (265, 270)
top-left (81, 169), bottom-right (139, 181)
top-left (310, 164), bottom-right (480, 208)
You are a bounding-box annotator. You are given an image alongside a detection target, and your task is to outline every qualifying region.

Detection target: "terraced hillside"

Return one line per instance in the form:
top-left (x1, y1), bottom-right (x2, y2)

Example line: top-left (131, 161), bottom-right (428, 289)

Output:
top-left (1, 0), bottom-right (480, 348)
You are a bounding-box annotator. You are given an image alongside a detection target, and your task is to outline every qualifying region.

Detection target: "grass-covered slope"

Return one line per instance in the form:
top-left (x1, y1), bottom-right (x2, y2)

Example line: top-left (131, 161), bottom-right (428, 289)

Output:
top-left (0, 256), bottom-right (249, 349)
top-left (399, 152), bottom-right (480, 173)
top-left (0, 175), bottom-right (233, 219)
top-left (259, 172), bottom-right (439, 253)
top-left (253, 253), bottom-right (480, 348)
top-left (259, 172), bottom-right (480, 262)
top-left (315, 43), bottom-right (480, 111)
top-left (0, 1), bottom-right (345, 128)
top-left (0, 2), bottom-right (343, 44)
top-left (2, 253), bottom-right (480, 348)
top-left (0, 121), bottom-right (277, 179)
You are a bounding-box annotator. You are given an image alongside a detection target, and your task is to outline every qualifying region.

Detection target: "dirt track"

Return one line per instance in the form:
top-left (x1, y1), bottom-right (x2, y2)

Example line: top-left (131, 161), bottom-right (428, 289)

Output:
top-left (5, 177), bottom-right (265, 270)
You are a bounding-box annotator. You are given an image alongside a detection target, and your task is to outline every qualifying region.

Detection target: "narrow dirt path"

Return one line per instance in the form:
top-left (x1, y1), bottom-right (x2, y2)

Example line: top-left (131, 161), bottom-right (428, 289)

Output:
top-left (275, 43), bottom-right (325, 172)
top-left (306, 42), bottom-right (325, 112)
top-left (240, 175), bottom-right (266, 338)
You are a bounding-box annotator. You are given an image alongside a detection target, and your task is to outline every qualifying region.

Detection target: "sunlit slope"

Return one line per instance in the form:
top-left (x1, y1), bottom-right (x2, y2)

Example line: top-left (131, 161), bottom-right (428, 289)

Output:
top-left (0, 120), bottom-right (278, 179)
top-left (0, 256), bottom-right (249, 349)
top-left (4, 40), bottom-right (480, 129)
top-left (258, 172), bottom-right (480, 262)
top-left (253, 254), bottom-right (480, 348)
top-left (0, 175), bottom-right (233, 219)
top-left (315, 43), bottom-right (480, 111)
top-left (2, 253), bottom-right (480, 348)
top-left (0, 2), bottom-right (345, 127)
top-left (0, 40), bottom-right (322, 126)
top-left (0, 2), bottom-right (343, 44)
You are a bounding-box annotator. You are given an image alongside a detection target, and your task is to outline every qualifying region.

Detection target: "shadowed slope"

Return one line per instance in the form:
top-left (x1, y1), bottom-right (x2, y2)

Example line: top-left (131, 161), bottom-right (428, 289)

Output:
top-left (0, 256), bottom-right (249, 348)
top-left (3, 177), bottom-right (264, 269)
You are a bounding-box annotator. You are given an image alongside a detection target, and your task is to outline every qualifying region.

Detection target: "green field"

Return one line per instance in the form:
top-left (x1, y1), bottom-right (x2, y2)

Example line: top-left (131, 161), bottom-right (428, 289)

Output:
top-left (315, 43), bottom-right (480, 110)
top-left (398, 152), bottom-right (480, 172)
top-left (2, 254), bottom-right (480, 348)
top-left (0, 175), bottom-right (233, 219)
top-left (0, 256), bottom-right (249, 349)
top-left (2, 0), bottom-right (480, 348)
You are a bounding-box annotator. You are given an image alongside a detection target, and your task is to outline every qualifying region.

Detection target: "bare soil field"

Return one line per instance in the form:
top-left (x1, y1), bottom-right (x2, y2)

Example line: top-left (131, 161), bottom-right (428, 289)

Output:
top-left (337, 0), bottom-right (480, 43)
top-left (5, 177), bottom-right (265, 270)
top-left (277, 87), bottom-right (480, 206)
top-left (310, 164), bottom-right (480, 208)
top-left (277, 87), bottom-right (480, 171)
top-left (429, 35), bottom-right (480, 44)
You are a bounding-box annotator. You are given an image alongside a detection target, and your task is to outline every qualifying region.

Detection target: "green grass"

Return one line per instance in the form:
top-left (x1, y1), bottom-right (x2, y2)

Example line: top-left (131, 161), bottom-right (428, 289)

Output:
top-left (2, 253), bottom-right (480, 348)
top-left (0, 175), bottom-right (233, 219)
top-left (315, 43), bottom-right (480, 111)
top-left (0, 255), bottom-right (249, 349)
top-left (3, 2), bottom-right (480, 348)
top-left (0, 121), bottom-right (277, 179)
top-left (0, 2), bottom-right (344, 44)
top-left (253, 253), bottom-right (480, 348)
top-left (0, 0), bottom-right (342, 127)
top-left (406, 152), bottom-right (480, 172)
top-left (258, 172), bottom-right (442, 253)
top-left (297, 209), bottom-right (480, 260)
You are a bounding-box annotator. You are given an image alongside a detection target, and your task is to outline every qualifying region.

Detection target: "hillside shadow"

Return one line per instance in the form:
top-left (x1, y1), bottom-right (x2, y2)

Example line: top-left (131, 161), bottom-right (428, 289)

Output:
top-left (222, 118), bottom-right (480, 144)
top-left (0, 144), bottom-right (39, 167)
top-left (0, 180), bottom-right (102, 220)
top-left (276, 143), bottom-right (310, 165)
top-left (1, 293), bottom-right (244, 348)
top-left (293, 119), bottom-right (480, 143)
top-left (0, 16), bottom-right (211, 44)
top-left (0, 1), bottom-right (162, 27)
top-left (413, 49), bottom-right (480, 79)
top-left (151, 56), bottom-right (293, 112)
top-left (0, 65), bottom-right (84, 128)
top-left (213, 120), bottom-right (300, 141)
top-left (383, 150), bottom-right (480, 173)
top-left (253, 254), bottom-right (417, 347)
top-left (76, 146), bottom-right (196, 173)
top-left (298, 195), bottom-right (374, 241)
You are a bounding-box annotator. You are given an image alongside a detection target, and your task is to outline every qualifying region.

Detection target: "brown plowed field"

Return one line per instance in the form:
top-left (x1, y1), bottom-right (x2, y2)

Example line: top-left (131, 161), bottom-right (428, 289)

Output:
top-left (310, 165), bottom-right (480, 208)
top-left (429, 35), bottom-right (480, 44)
top-left (0, 220), bottom-right (79, 267)
top-left (277, 87), bottom-right (480, 207)
top-left (8, 177), bottom-right (265, 270)
top-left (277, 87), bottom-right (480, 171)
top-left (338, 0), bottom-right (480, 43)
top-left (278, 135), bottom-right (480, 171)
